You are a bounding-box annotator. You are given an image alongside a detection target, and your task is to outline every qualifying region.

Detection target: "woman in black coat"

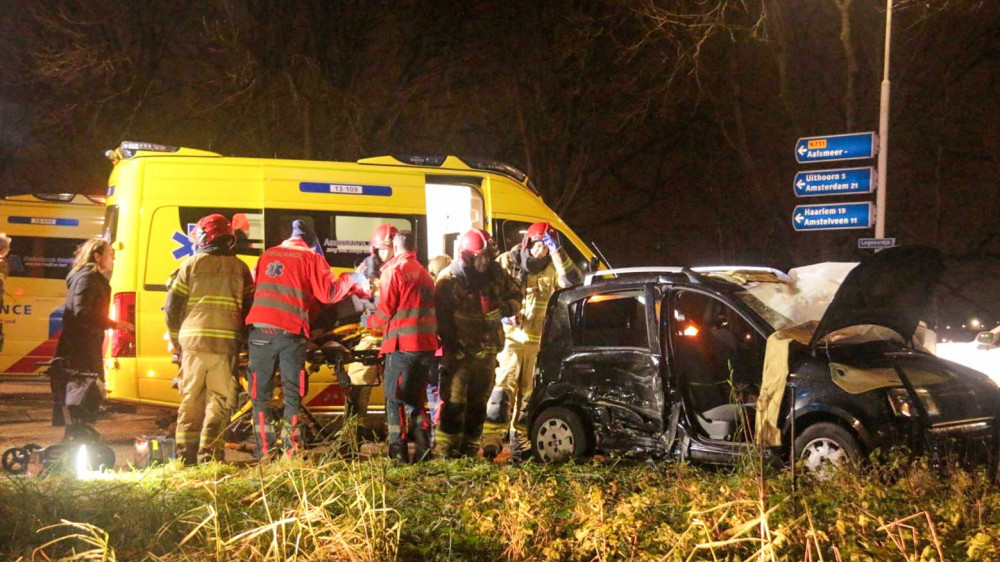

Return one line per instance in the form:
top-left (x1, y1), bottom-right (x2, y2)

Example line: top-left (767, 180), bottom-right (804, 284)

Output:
top-left (52, 237), bottom-right (133, 424)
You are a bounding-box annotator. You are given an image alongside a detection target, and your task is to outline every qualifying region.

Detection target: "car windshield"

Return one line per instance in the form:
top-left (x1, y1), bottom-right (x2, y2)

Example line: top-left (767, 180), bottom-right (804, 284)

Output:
top-left (730, 262), bottom-right (860, 332)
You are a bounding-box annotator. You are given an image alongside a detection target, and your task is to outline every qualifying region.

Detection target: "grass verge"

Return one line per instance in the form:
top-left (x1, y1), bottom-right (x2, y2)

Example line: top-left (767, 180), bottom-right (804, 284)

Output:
top-left (1, 452), bottom-right (998, 560)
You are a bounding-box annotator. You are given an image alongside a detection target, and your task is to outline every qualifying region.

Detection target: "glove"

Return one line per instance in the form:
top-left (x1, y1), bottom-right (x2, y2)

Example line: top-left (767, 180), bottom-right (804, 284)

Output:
top-left (342, 271), bottom-right (371, 298)
top-left (501, 314), bottom-right (521, 327)
top-left (541, 229), bottom-right (560, 251)
top-left (352, 272), bottom-right (372, 295)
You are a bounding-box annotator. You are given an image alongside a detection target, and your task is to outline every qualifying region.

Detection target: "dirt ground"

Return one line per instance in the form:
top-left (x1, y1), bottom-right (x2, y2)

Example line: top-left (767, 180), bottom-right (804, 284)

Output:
top-left (0, 378), bottom-right (258, 469)
top-left (0, 379), bottom-right (411, 472)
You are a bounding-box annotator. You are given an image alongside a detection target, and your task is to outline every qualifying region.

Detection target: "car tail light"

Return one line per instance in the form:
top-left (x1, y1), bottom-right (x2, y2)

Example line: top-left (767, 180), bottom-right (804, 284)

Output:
top-left (110, 292), bottom-right (136, 358)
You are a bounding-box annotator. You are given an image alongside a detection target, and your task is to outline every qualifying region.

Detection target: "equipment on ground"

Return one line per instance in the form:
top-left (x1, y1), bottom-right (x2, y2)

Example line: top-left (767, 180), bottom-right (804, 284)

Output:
top-left (1, 360), bottom-right (115, 475)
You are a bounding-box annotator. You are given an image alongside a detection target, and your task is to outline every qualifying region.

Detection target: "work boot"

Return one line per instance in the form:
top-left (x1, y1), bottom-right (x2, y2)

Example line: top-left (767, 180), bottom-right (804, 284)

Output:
top-left (482, 444), bottom-right (501, 461)
top-left (412, 431), bottom-right (431, 463)
top-left (388, 443), bottom-right (410, 463)
top-left (509, 442), bottom-right (529, 463)
top-left (408, 410), bottom-right (432, 462)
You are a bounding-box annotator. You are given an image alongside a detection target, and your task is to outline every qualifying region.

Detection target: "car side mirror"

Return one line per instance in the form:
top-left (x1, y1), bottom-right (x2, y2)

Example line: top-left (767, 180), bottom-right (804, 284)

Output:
top-left (587, 256), bottom-right (599, 273)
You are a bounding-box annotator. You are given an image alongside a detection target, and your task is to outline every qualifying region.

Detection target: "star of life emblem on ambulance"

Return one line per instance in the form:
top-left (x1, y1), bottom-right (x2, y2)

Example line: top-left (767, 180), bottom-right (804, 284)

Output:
top-left (266, 262), bottom-right (285, 278)
top-left (171, 224), bottom-right (197, 260)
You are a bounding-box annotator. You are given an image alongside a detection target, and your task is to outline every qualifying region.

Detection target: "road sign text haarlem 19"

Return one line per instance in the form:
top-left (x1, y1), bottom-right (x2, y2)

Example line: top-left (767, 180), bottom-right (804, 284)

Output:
top-left (792, 202), bottom-right (873, 232)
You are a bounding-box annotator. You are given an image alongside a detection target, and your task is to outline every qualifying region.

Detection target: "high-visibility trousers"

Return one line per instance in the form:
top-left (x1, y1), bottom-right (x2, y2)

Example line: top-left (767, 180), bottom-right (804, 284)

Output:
top-left (433, 355), bottom-right (495, 458)
top-left (482, 340), bottom-right (538, 453)
top-left (175, 352), bottom-right (238, 464)
top-left (247, 328), bottom-right (308, 457)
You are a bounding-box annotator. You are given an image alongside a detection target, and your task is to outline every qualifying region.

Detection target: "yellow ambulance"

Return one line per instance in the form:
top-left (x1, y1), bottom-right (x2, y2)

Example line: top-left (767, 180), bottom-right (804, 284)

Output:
top-left (102, 141), bottom-right (599, 411)
top-left (0, 194), bottom-right (105, 375)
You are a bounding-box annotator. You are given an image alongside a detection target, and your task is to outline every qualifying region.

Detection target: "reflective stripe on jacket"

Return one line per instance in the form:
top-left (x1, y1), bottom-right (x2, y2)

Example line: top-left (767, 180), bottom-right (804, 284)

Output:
top-left (165, 251), bottom-right (254, 354)
top-left (245, 238), bottom-right (355, 337)
top-left (365, 251), bottom-right (437, 353)
top-left (498, 245), bottom-right (581, 344)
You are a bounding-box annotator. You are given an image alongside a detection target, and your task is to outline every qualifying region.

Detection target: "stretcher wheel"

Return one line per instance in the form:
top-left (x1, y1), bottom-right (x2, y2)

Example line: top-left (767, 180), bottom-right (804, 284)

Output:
top-left (2, 447), bottom-right (29, 474)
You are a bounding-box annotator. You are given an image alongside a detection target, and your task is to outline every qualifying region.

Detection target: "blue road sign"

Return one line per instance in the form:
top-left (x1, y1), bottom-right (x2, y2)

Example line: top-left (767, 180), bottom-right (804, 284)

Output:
top-left (793, 166), bottom-right (875, 198)
top-left (793, 202), bottom-right (873, 231)
top-left (794, 132), bottom-right (876, 164)
top-left (858, 237), bottom-right (895, 250)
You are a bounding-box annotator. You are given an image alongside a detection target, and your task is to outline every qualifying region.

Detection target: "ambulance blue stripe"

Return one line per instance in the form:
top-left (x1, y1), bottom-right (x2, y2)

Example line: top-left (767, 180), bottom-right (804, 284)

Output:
top-left (299, 182), bottom-right (392, 197)
top-left (7, 216), bottom-right (80, 227)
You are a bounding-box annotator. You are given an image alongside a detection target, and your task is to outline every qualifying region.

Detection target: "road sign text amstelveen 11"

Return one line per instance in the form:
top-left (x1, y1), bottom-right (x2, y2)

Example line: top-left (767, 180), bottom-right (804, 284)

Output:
top-left (793, 167), bottom-right (875, 198)
top-left (793, 202), bottom-right (873, 231)
top-left (794, 132), bottom-right (876, 164)
top-left (858, 237), bottom-right (895, 250)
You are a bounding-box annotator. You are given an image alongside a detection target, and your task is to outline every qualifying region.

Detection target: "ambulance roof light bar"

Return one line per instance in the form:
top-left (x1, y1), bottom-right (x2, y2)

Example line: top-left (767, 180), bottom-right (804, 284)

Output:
top-left (106, 141), bottom-right (221, 164)
top-left (360, 154), bottom-right (539, 195)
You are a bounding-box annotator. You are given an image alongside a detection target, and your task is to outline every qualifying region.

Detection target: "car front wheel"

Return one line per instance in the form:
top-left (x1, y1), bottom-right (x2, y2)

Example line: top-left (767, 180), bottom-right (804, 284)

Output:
top-left (531, 406), bottom-right (591, 463)
top-left (793, 422), bottom-right (860, 479)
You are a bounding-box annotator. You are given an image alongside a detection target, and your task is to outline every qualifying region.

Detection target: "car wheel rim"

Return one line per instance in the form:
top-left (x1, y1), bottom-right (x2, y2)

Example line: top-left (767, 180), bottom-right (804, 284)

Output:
top-left (800, 437), bottom-right (847, 480)
top-left (535, 418), bottom-right (576, 462)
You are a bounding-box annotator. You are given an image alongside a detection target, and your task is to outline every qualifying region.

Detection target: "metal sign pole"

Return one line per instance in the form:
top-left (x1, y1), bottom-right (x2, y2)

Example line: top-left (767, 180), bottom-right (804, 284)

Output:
top-left (875, 0), bottom-right (893, 239)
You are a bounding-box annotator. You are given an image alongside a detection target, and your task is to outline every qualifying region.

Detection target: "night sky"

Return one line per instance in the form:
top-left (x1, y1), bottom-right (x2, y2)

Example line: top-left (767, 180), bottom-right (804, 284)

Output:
top-left (1, 0), bottom-right (997, 329)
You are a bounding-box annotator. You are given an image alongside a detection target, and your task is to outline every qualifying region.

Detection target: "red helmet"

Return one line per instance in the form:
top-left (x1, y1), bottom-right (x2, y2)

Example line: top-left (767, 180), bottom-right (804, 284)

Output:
top-left (523, 221), bottom-right (554, 245)
top-left (192, 214), bottom-right (233, 246)
top-left (370, 223), bottom-right (399, 253)
top-left (458, 228), bottom-right (497, 262)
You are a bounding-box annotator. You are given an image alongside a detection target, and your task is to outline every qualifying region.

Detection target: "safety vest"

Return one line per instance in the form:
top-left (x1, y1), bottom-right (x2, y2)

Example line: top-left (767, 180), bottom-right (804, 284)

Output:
top-left (365, 251), bottom-right (437, 353)
top-left (245, 238), bottom-right (354, 337)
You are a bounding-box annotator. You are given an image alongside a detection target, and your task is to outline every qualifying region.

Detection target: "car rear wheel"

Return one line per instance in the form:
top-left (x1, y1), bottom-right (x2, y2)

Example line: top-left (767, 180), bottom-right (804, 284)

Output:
top-left (794, 423), bottom-right (860, 479)
top-left (531, 406), bottom-right (591, 463)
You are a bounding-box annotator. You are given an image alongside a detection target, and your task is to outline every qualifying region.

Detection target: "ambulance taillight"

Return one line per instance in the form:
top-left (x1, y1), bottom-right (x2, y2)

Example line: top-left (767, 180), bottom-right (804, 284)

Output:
top-left (110, 292), bottom-right (136, 357)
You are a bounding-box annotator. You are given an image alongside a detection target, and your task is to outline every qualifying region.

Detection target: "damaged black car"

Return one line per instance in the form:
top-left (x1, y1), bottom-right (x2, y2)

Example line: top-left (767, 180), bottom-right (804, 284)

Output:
top-left (526, 246), bottom-right (1000, 475)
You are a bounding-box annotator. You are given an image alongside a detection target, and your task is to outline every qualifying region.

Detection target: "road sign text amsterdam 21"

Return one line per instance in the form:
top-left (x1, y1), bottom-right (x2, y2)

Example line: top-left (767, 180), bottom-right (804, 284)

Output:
top-left (793, 167), bottom-right (874, 198)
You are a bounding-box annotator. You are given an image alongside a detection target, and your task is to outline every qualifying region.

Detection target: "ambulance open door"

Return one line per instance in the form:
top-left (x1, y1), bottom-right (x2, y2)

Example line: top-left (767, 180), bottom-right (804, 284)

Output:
top-left (424, 177), bottom-right (485, 261)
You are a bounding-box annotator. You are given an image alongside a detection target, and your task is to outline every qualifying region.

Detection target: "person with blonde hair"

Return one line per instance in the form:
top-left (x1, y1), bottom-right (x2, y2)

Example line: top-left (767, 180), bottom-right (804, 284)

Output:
top-left (0, 232), bottom-right (11, 352)
top-left (51, 237), bottom-right (133, 424)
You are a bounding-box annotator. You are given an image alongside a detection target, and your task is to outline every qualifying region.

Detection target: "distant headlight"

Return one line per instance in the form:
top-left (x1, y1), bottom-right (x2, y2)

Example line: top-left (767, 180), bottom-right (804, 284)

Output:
top-left (887, 388), bottom-right (940, 418)
top-left (976, 331), bottom-right (998, 349)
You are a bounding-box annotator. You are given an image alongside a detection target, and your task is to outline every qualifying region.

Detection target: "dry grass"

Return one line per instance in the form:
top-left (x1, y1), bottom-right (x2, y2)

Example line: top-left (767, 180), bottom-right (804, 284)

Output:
top-left (1, 451), bottom-right (999, 560)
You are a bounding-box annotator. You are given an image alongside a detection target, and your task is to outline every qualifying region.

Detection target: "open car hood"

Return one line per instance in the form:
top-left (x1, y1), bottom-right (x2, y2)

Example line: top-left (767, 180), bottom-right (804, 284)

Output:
top-left (809, 246), bottom-right (943, 348)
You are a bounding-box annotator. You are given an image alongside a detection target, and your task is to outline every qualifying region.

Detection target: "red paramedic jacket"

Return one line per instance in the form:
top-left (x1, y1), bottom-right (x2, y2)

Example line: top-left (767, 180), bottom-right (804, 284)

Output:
top-left (246, 238), bottom-right (356, 337)
top-left (365, 251), bottom-right (438, 353)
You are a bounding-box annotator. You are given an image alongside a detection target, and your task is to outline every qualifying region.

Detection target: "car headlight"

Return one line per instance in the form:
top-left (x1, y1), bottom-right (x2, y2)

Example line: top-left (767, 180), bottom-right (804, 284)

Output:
top-left (887, 388), bottom-right (940, 418)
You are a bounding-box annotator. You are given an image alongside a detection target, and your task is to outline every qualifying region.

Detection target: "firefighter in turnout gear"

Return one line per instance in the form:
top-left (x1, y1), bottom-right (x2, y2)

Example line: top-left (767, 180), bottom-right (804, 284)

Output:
top-left (364, 230), bottom-right (437, 462)
top-left (245, 220), bottom-right (361, 458)
top-left (165, 214), bottom-right (254, 464)
top-left (433, 229), bottom-right (521, 458)
top-left (482, 222), bottom-right (581, 461)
